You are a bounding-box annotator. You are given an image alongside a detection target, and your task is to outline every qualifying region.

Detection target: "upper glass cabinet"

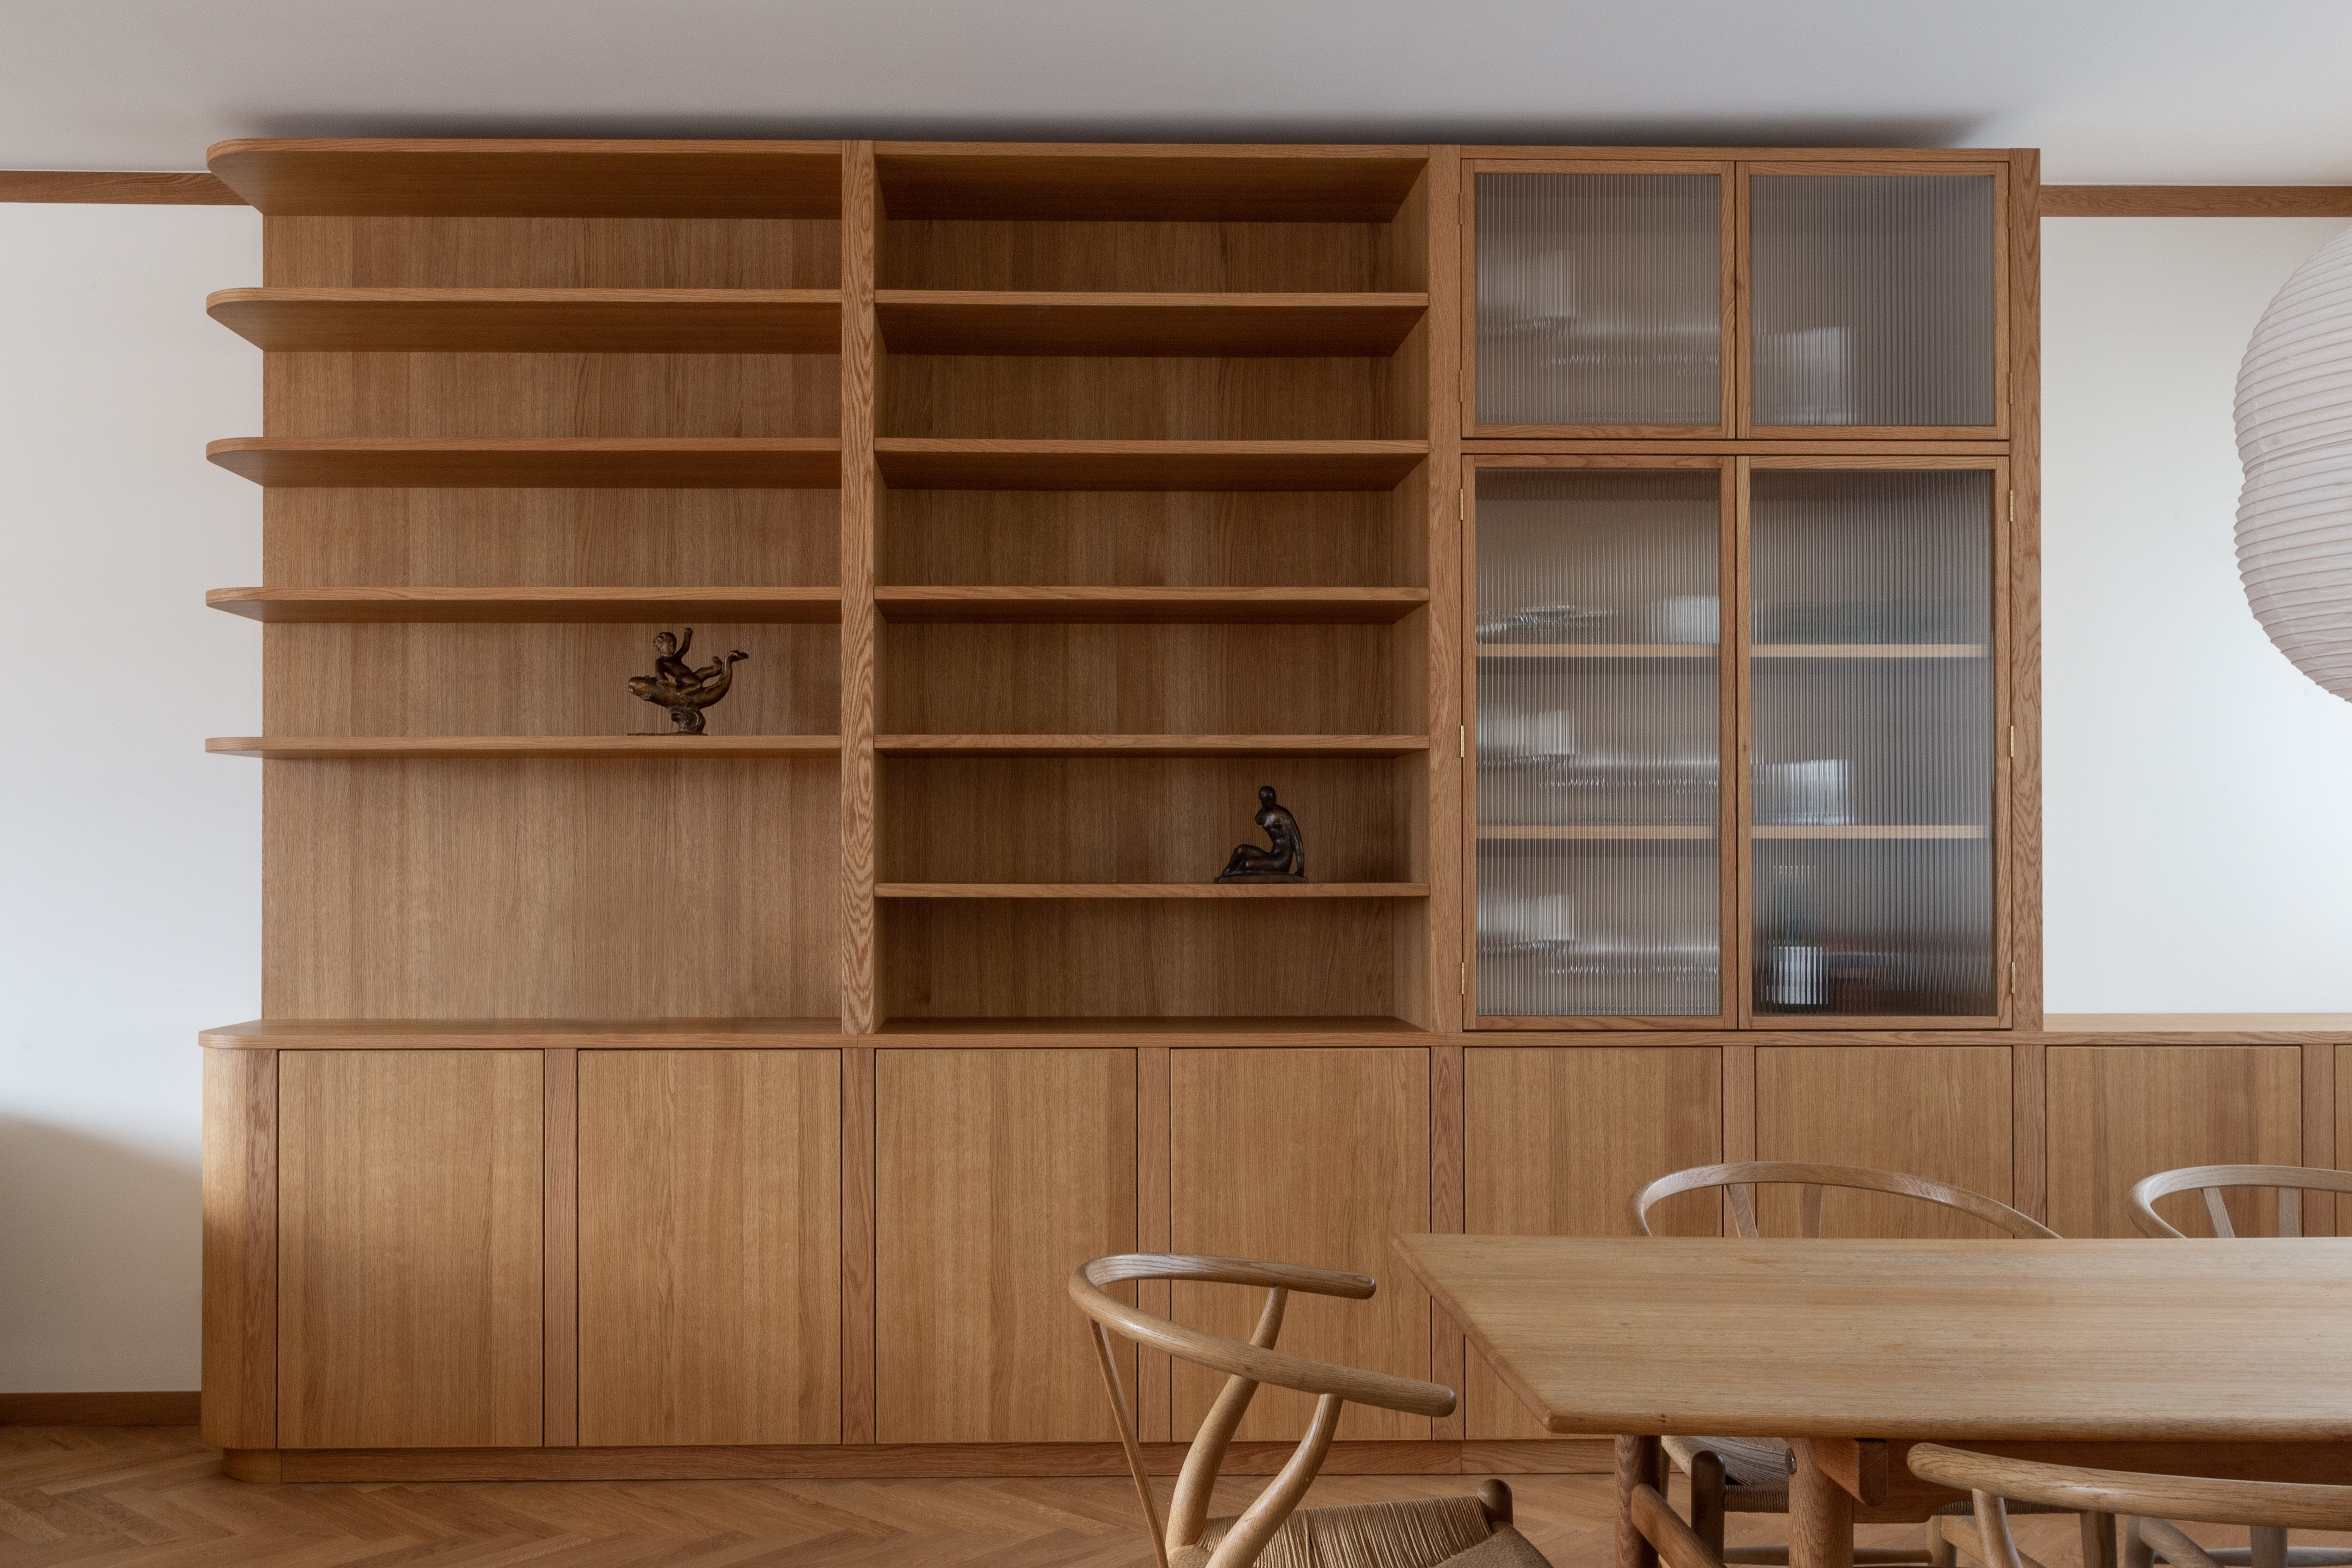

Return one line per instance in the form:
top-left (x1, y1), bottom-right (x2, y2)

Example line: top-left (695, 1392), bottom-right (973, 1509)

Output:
top-left (1468, 160), bottom-right (2007, 438)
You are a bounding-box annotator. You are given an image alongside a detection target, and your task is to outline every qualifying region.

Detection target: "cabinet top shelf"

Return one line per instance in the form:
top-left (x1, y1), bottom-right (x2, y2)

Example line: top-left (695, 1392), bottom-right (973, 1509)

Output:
top-left (208, 735), bottom-right (841, 760)
top-left (872, 439), bottom-right (1427, 491)
top-left (205, 437), bottom-right (842, 489)
top-left (874, 144), bottom-right (1428, 222)
top-left (206, 288), bottom-right (842, 354)
top-left (875, 586), bottom-right (1428, 624)
top-left (206, 138), bottom-right (845, 217)
top-left (874, 292), bottom-right (1428, 357)
top-left (875, 733), bottom-right (1429, 758)
top-left (206, 586), bottom-right (843, 624)
top-left (876, 882), bottom-right (1429, 899)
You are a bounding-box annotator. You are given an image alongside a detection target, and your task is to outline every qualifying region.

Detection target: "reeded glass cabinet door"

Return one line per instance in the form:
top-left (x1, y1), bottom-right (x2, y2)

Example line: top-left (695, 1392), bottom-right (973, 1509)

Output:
top-left (1472, 167), bottom-right (1730, 435)
top-left (1745, 168), bottom-right (2003, 434)
top-left (1472, 466), bottom-right (1729, 1024)
top-left (1745, 465), bottom-right (2002, 1022)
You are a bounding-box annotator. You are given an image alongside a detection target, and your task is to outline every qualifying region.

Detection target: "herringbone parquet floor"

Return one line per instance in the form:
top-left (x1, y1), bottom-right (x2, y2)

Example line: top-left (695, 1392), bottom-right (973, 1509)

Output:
top-left (0, 1426), bottom-right (2277, 1568)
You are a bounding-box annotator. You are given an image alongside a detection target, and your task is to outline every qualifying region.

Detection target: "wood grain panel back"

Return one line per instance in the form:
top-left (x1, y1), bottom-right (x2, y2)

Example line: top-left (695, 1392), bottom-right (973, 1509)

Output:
top-left (265, 354), bottom-right (840, 439)
top-left (1169, 1047), bottom-right (1432, 1442)
top-left (879, 488), bottom-right (1408, 588)
top-left (879, 900), bottom-right (1402, 1020)
top-left (878, 623), bottom-right (1405, 735)
top-left (874, 1048), bottom-right (1136, 1441)
top-left (1462, 1047), bottom-right (1722, 1439)
top-left (264, 758), bottom-right (839, 1018)
top-left (2047, 1045), bottom-right (2302, 1238)
top-left (278, 1050), bottom-right (542, 1448)
top-left (262, 623), bottom-right (838, 735)
top-left (878, 220), bottom-right (1389, 292)
top-left (265, 489), bottom-right (839, 588)
top-left (879, 756), bottom-right (1414, 884)
top-left (267, 217), bottom-right (841, 289)
top-left (879, 356), bottom-right (1413, 441)
top-left (576, 1050), bottom-right (841, 1444)
top-left (1755, 1046), bottom-right (2013, 1237)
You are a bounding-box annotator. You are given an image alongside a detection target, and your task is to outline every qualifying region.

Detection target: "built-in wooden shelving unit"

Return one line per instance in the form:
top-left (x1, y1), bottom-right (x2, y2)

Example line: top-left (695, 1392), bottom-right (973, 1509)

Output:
top-left (207, 586), bottom-right (843, 623)
top-left (871, 438), bottom-right (1428, 491)
top-left (205, 437), bottom-right (843, 488)
top-left (206, 288), bottom-right (843, 352)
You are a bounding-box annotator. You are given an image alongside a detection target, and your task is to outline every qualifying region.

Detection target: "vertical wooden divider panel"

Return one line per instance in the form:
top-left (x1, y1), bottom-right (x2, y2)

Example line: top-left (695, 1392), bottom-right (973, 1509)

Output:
top-left (875, 1049), bottom-right (1136, 1442)
top-left (1137, 1042), bottom-right (1174, 1442)
top-left (278, 1050), bottom-right (543, 1449)
top-left (542, 1047), bottom-right (579, 1446)
top-left (1429, 1039), bottom-right (1466, 1441)
top-left (201, 1047), bottom-right (277, 1451)
top-left (1462, 1047), bottom-right (1722, 1439)
top-left (2046, 1046), bottom-right (2302, 1238)
top-left (841, 139), bottom-right (879, 1034)
top-left (1170, 1048), bottom-right (1431, 1443)
top-left (577, 1050), bottom-right (841, 1445)
top-left (1422, 148), bottom-right (1465, 1035)
top-left (1755, 1047), bottom-right (2012, 1236)
top-left (2009, 149), bottom-right (2044, 1034)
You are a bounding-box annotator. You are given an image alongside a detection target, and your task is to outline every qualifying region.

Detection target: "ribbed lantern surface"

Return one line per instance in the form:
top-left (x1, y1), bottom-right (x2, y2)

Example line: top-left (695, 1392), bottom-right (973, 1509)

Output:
top-left (2236, 224), bottom-right (2352, 703)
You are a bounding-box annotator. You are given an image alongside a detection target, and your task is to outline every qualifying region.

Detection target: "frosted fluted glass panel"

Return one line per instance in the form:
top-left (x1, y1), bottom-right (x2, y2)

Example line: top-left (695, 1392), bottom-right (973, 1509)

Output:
top-left (1750, 469), bottom-right (1996, 1017)
top-left (1480, 841), bottom-right (1721, 1018)
top-left (1476, 172), bottom-right (1722, 427)
top-left (1751, 175), bottom-right (1995, 428)
top-left (1476, 468), bottom-right (1721, 1017)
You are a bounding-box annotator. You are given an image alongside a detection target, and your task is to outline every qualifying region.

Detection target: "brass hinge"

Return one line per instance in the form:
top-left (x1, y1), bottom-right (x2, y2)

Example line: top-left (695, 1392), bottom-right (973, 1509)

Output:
top-left (1460, 961), bottom-right (1468, 996)
top-left (1459, 725), bottom-right (1466, 758)
top-left (2009, 960), bottom-right (2016, 996)
top-left (2008, 489), bottom-right (2016, 523)
top-left (1458, 487), bottom-right (1465, 520)
top-left (2009, 725), bottom-right (2016, 759)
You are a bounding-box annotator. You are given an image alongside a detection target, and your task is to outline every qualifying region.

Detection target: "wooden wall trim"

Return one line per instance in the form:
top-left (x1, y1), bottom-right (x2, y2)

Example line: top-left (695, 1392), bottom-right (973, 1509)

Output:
top-left (0, 170), bottom-right (242, 205)
top-left (2044, 186), bottom-right (2352, 218)
top-left (1, 1391), bottom-right (203, 1425)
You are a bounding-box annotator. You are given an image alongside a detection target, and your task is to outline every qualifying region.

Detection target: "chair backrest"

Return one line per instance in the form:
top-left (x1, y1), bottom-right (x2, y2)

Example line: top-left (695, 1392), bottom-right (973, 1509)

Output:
top-left (1631, 1160), bottom-right (2060, 1240)
top-left (1071, 1253), bottom-right (1456, 1568)
top-left (2128, 1163), bottom-right (2352, 1239)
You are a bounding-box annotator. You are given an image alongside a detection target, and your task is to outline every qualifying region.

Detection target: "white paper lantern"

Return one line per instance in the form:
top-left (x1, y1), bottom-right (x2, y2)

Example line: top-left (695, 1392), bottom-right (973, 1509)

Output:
top-left (2236, 224), bottom-right (2352, 703)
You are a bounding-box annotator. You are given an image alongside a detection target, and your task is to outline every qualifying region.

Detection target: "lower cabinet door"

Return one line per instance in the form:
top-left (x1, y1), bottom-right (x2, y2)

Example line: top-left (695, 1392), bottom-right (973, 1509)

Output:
top-left (577, 1050), bottom-right (841, 1445)
top-left (1170, 1048), bottom-right (1431, 1442)
top-left (1756, 1045), bottom-right (2014, 1235)
top-left (278, 1049), bottom-right (544, 1449)
top-left (875, 1048), bottom-right (1138, 1442)
top-left (2047, 1045), bottom-right (2303, 1238)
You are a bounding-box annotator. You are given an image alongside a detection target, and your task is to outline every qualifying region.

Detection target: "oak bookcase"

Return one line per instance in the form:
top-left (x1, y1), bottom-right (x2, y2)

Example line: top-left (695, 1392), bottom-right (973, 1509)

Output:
top-left (194, 137), bottom-right (2341, 1485)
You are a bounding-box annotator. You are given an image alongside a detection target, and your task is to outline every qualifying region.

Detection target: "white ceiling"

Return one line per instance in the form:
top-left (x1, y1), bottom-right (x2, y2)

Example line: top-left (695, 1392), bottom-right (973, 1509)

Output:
top-left (7, 0), bottom-right (2352, 183)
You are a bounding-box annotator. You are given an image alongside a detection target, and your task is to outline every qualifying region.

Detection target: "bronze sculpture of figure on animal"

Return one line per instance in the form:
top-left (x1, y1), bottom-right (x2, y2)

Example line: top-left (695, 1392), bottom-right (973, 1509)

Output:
top-left (629, 627), bottom-right (749, 734)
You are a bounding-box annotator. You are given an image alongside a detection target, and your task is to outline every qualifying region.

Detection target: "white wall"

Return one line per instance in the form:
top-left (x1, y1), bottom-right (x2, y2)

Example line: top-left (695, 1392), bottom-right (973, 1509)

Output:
top-left (2043, 217), bottom-right (2352, 1011)
top-left (1, 205), bottom-right (2349, 1390)
top-left (0, 204), bottom-right (260, 1390)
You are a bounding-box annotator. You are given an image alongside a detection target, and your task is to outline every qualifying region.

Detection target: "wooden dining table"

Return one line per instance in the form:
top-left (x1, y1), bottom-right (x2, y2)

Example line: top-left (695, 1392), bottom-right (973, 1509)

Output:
top-left (1394, 1234), bottom-right (2352, 1568)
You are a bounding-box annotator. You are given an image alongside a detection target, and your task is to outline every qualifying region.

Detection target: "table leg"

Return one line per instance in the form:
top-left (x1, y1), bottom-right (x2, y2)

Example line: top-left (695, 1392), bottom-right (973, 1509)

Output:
top-left (1616, 1435), bottom-right (1664, 1568)
top-left (1790, 1439), bottom-right (1857, 1568)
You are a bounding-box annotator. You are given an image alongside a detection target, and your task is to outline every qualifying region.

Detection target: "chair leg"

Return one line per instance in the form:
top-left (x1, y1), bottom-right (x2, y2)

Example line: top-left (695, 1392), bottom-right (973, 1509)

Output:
top-left (1690, 1451), bottom-right (1728, 1561)
top-left (2125, 1519), bottom-right (2154, 1568)
top-left (1927, 1517), bottom-right (1957, 1568)
top-left (2253, 1528), bottom-right (2288, 1568)
top-left (2085, 1513), bottom-right (2120, 1568)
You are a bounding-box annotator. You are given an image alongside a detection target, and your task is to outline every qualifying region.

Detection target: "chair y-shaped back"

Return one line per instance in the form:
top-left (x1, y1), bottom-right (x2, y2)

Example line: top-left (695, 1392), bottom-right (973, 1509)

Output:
top-left (2128, 1164), bottom-right (2352, 1239)
top-left (1070, 1254), bottom-right (1469, 1568)
top-left (1632, 1160), bottom-right (2060, 1239)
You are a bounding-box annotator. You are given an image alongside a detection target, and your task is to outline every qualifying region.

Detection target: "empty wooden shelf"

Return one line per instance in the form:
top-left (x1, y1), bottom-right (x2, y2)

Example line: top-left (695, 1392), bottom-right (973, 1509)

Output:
top-left (873, 733), bottom-right (1430, 758)
top-left (873, 291), bottom-right (1428, 357)
top-left (874, 586), bottom-right (1428, 624)
top-left (207, 735), bottom-right (841, 759)
top-left (201, 1018), bottom-right (844, 1049)
top-left (874, 882), bottom-right (1429, 899)
top-left (872, 439), bottom-right (1428, 491)
top-left (870, 1014), bottom-right (1431, 1037)
top-left (207, 138), bottom-right (844, 216)
top-left (206, 586), bottom-right (843, 623)
top-left (206, 288), bottom-right (842, 353)
top-left (873, 144), bottom-right (1427, 221)
top-left (205, 437), bottom-right (842, 488)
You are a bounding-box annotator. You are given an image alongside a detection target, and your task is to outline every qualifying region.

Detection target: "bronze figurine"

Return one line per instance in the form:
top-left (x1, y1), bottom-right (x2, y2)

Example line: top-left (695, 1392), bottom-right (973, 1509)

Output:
top-left (629, 628), bottom-right (748, 734)
top-left (1216, 785), bottom-right (1306, 883)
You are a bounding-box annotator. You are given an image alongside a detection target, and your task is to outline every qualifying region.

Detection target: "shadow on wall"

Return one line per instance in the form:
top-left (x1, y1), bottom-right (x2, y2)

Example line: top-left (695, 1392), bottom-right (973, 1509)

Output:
top-left (0, 1117), bottom-right (200, 1392)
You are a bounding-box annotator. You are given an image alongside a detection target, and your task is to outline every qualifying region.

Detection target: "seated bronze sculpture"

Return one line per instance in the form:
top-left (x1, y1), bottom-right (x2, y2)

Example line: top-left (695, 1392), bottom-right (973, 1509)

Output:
top-left (1217, 785), bottom-right (1306, 883)
top-left (629, 628), bottom-right (748, 734)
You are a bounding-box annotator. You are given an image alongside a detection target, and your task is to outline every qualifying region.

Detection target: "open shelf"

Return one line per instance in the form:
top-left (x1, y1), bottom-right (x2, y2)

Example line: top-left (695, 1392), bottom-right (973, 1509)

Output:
top-left (206, 586), bottom-right (843, 624)
top-left (1478, 826), bottom-right (1716, 840)
top-left (201, 1017), bottom-right (843, 1048)
top-left (1477, 644), bottom-right (1715, 659)
top-left (875, 733), bottom-right (1428, 758)
top-left (874, 291), bottom-right (1427, 357)
top-left (872, 439), bottom-right (1426, 491)
top-left (874, 145), bottom-right (1426, 222)
top-left (876, 882), bottom-right (1427, 899)
top-left (205, 437), bottom-right (842, 488)
top-left (207, 138), bottom-right (844, 217)
top-left (1751, 825), bottom-right (1989, 838)
top-left (1751, 645), bottom-right (1989, 659)
top-left (208, 735), bottom-right (841, 760)
top-left (206, 288), bottom-right (842, 353)
top-left (872, 1014), bottom-right (1429, 1036)
top-left (874, 586), bottom-right (1426, 624)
